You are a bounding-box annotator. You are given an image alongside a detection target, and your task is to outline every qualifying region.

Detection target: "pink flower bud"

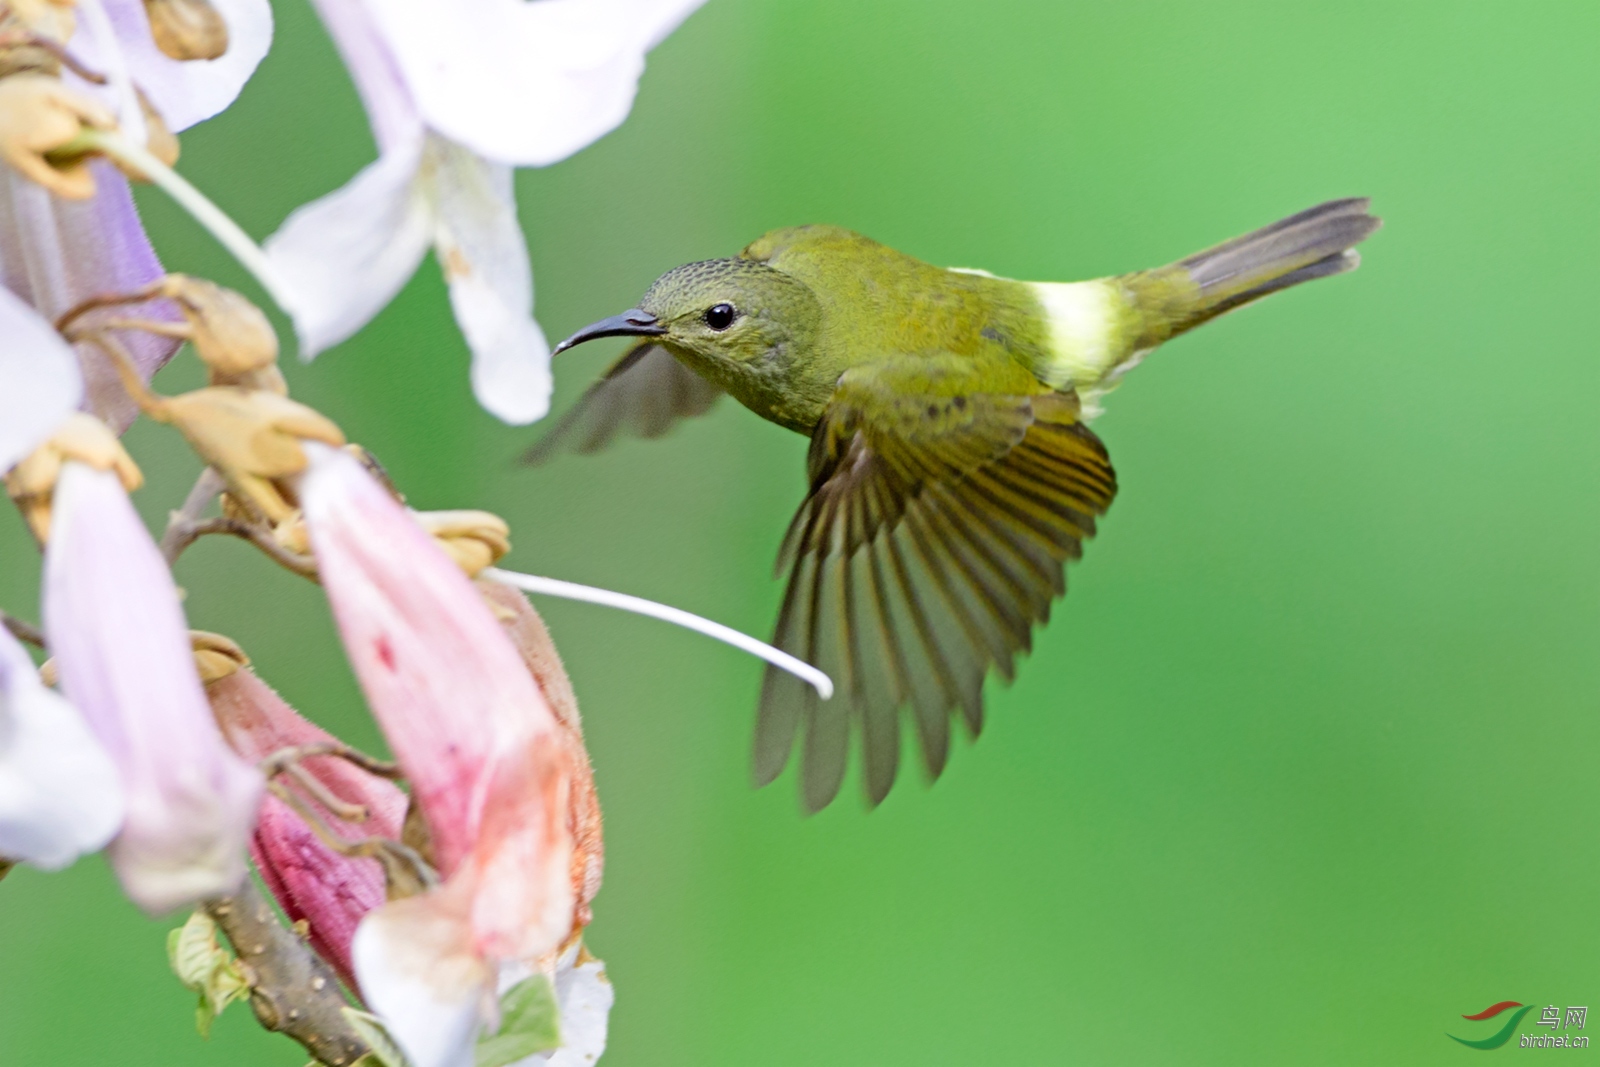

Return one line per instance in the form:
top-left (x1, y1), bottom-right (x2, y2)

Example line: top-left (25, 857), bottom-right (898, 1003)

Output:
top-left (300, 444), bottom-right (576, 1067)
top-left (208, 665), bottom-right (406, 991)
top-left (43, 460), bottom-right (262, 913)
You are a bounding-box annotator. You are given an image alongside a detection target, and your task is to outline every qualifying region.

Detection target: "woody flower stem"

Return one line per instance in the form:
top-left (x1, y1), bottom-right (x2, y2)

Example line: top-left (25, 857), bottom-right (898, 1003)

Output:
top-left (201, 880), bottom-right (371, 1067)
top-left (158, 477), bottom-right (370, 1067)
top-left (157, 466), bottom-right (224, 558)
top-left (156, 469), bottom-right (319, 577)
top-left (0, 610), bottom-right (43, 648)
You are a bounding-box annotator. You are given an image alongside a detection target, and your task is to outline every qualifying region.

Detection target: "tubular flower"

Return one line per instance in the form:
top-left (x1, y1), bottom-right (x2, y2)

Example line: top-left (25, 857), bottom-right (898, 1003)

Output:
top-left (0, 623), bottom-right (123, 870)
top-left (0, 154), bottom-right (179, 429)
top-left (42, 459), bottom-right (262, 913)
top-left (300, 444), bottom-right (581, 1067)
top-left (0, 0), bottom-right (271, 429)
top-left (208, 663), bottom-right (407, 992)
top-left (263, 0), bottom-right (704, 425)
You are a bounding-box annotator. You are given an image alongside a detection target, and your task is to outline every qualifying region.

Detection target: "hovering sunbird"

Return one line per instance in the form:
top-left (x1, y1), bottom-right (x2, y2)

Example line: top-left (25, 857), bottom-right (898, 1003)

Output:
top-left (526, 198), bottom-right (1381, 811)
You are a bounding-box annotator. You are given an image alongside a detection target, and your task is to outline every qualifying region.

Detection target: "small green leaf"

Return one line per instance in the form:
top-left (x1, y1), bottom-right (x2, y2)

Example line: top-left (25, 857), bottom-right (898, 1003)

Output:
top-left (167, 911), bottom-right (222, 989)
top-left (342, 1007), bottom-right (411, 1067)
top-left (166, 910), bottom-right (250, 1037)
top-left (475, 974), bottom-right (561, 1067)
top-left (194, 993), bottom-right (213, 1038)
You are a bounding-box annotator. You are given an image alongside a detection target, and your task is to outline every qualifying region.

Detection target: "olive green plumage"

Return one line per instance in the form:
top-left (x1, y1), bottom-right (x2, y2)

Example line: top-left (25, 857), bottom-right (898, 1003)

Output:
top-left (526, 198), bottom-right (1381, 812)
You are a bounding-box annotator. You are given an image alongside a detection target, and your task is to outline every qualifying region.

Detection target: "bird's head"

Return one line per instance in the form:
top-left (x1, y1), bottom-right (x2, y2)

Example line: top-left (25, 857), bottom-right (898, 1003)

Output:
top-left (553, 257), bottom-right (821, 375)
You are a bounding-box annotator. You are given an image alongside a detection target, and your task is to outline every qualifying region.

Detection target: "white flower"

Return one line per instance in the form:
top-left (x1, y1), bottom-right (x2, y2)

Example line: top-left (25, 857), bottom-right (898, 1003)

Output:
top-left (356, 0), bottom-right (703, 168)
top-left (0, 284), bottom-right (82, 472)
top-left (0, 623), bottom-right (123, 870)
top-left (70, 0), bottom-right (273, 134)
top-left (264, 0), bottom-right (705, 425)
top-left (500, 943), bottom-right (614, 1067)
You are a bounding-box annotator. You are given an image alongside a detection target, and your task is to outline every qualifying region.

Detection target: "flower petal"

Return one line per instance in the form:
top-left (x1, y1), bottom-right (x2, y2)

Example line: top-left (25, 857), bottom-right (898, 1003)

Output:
top-left (300, 446), bottom-right (575, 958)
top-left (0, 625), bottom-right (123, 869)
top-left (300, 445), bottom-right (554, 869)
top-left (499, 942), bottom-right (614, 1067)
top-left (77, 0), bottom-right (274, 132)
top-left (0, 284), bottom-right (81, 472)
top-left (263, 131), bottom-right (433, 356)
top-left (431, 138), bottom-right (551, 424)
top-left (478, 580), bottom-right (602, 925)
top-left (306, 0), bottom-right (418, 154)
top-left (353, 892), bottom-right (493, 1067)
top-left (0, 162), bottom-right (178, 432)
top-left (366, 0), bottom-right (706, 166)
top-left (43, 462), bottom-right (263, 912)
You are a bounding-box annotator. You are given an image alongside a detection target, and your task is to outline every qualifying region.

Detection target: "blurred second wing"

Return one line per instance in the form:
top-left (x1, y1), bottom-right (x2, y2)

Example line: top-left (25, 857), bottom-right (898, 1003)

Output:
top-left (522, 342), bottom-right (722, 464)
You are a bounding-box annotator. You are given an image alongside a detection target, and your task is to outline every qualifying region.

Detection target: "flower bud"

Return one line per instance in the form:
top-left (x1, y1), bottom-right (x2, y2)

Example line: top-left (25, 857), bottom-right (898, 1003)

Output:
top-left (414, 510), bottom-right (510, 577)
top-left (208, 664), bottom-right (406, 993)
top-left (270, 509), bottom-right (310, 554)
top-left (143, 0), bottom-right (229, 61)
top-left (4, 0), bottom-right (75, 43)
top-left (0, 5), bottom-right (67, 79)
top-left (0, 73), bottom-right (114, 199)
top-left (215, 362), bottom-right (288, 394)
top-left (190, 630), bottom-right (248, 685)
top-left (5, 413), bottom-right (142, 542)
top-left (155, 387), bottom-right (345, 524)
top-left (158, 274), bottom-right (277, 377)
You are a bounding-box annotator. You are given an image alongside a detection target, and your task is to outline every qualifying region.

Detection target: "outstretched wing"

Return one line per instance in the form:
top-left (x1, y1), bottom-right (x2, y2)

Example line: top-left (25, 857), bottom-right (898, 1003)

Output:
top-left (521, 342), bottom-right (722, 465)
top-left (756, 355), bottom-right (1118, 812)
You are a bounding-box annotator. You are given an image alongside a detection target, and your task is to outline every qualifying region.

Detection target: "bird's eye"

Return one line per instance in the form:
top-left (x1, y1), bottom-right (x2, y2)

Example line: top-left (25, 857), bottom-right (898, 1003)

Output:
top-left (703, 303), bottom-right (737, 331)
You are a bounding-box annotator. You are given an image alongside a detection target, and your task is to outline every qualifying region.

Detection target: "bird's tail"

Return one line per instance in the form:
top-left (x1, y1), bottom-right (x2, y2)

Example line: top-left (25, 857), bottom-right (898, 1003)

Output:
top-left (1124, 197), bottom-right (1382, 349)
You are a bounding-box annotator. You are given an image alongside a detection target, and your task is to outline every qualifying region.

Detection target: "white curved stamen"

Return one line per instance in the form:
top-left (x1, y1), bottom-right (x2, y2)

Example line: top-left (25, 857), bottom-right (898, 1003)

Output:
top-left (483, 567), bottom-right (835, 700)
top-left (84, 131), bottom-right (295, 316)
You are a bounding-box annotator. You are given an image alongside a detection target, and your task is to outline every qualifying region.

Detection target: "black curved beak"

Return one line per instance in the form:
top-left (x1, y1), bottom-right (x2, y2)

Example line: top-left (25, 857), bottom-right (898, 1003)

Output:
top-left (552, 309), bottom-right (666, 354)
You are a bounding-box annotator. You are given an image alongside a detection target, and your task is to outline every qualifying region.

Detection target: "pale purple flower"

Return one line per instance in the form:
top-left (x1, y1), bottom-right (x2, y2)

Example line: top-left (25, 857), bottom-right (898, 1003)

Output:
top-left (43, 460), bottom-right (263, 913)
top-left (0, 160), bottom-right (176, 431)
top-left (0, 0), bottom-right (273, 431)
top-left (0, 623), bottom-right (123, 870)
top-left (300, 444), bottom-right (580, 1067)
top-left (264, 0), bottom-right (705, 425)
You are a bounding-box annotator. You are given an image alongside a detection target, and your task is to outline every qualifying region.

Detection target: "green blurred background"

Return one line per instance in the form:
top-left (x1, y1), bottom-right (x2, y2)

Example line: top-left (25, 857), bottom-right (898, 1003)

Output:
top-left (4, 1), bottom-right (1600, 1063)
